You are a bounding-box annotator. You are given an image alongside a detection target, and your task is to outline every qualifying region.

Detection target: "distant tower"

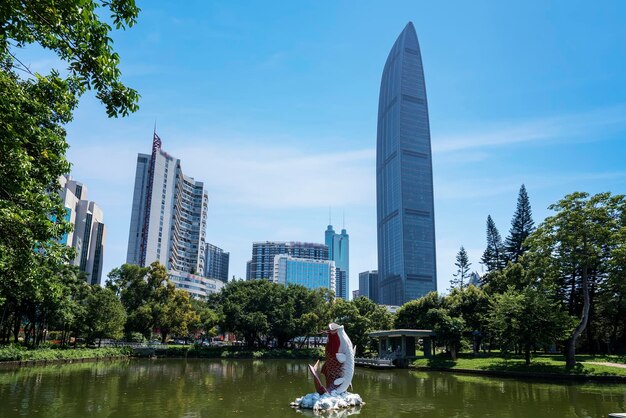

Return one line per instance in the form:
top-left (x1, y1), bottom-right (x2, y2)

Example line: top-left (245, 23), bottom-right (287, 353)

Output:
top-left (325, 221), bottom-right (349, 300)
top-left (376, 22), bottom-right (437, 305)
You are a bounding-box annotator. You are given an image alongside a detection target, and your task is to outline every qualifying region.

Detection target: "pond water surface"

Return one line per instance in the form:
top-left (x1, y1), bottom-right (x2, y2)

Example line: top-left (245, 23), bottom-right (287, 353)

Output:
top-left (0, 358), bottom-right (624, 417)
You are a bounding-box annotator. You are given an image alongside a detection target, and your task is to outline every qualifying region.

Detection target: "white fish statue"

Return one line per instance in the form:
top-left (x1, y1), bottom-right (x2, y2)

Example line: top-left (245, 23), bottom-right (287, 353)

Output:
top-left (308, 323), bottom-right (356, 394)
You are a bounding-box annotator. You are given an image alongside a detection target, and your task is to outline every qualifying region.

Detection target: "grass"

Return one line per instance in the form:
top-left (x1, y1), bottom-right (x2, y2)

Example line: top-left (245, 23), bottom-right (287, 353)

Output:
top-left (153, 346), bottom-right (324, 360)
top-left (0, 345), bottom-right (132, 362)
top-left (412, 353), bottom-right (626, 377)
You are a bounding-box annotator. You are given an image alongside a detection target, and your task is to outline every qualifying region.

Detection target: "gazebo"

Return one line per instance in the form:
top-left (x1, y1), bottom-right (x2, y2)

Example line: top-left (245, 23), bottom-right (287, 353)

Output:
top-left (368, 329), bottom-right (436, 368)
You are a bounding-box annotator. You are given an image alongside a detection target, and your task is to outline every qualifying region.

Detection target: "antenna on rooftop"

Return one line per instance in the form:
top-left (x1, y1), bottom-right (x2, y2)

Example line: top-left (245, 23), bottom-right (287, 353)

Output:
top-left (329, 206), bottom-right (332, 225)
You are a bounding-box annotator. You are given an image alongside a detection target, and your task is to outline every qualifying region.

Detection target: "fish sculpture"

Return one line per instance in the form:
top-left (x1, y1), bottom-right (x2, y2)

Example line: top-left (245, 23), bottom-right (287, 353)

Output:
top-left (308, 323), bottom-right (356, 395)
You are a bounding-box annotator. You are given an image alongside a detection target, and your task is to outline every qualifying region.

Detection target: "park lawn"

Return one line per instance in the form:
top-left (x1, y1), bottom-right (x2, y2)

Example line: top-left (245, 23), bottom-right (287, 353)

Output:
top-left (0, 345), bottom-right (131, 362)
top-left (412, 353), bottom-right (626, 377)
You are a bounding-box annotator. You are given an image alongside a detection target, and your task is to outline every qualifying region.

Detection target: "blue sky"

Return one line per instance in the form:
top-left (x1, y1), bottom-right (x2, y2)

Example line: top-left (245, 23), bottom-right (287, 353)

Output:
top-left (21, 1), bottom-right (626, 294)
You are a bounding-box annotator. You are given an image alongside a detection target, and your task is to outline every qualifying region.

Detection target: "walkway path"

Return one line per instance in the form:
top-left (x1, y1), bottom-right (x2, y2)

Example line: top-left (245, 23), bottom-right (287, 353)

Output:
top-left (584, 361), bottom-right (626, 369)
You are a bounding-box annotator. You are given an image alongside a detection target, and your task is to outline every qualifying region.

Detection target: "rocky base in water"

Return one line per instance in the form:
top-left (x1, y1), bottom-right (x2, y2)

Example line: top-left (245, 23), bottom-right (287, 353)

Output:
top-left (290, 391), bottom-right (364, 412)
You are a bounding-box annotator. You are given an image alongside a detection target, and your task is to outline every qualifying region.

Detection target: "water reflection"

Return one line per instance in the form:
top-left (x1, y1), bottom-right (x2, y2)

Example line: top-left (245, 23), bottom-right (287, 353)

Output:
top-left (0, 359), bottom-right (624, 417)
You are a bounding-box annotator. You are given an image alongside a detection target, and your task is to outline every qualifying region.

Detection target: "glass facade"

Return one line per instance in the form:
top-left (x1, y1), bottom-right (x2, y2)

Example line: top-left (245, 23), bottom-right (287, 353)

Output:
top-left (376, 22), bottom-right (437, 305)
top-left (358, 270), bottom-right (378, 301)
top-left (273, 255), bottom-right (335, 292)
top-left (246, 241), bottom-right (328, 281)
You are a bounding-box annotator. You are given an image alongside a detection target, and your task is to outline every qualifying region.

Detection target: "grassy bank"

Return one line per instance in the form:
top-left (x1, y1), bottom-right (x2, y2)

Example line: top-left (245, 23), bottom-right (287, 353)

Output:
top-left (0, 345), bottom-right (132, 362)
top-left (0, 344), bottom-right (324, 363)
top-left (412, 353), bottom-right (626, 377)
top-left (153, 346), bottom-right (324, 360)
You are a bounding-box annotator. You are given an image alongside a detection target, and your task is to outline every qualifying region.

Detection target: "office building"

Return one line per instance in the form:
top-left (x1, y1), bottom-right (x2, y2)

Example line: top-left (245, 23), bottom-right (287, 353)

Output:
top-left (205, 243), bottom-right (229, 283)
top-left (325, 224), bottom-right (349, 299)
top-left (358, 270), bottom-right (378, 302)
top-left (273, 255), bottom-right (336, 292)
top-left (168, 270), bottom-right (225, 299)
top-left (246, 241), bottom-right (328, 281)
top-left (376, 22), bottom-right (437, 305)
top-left (126, 132), bottom-right (208, 276)
top-left (59, 175), bottom-right (107, 285)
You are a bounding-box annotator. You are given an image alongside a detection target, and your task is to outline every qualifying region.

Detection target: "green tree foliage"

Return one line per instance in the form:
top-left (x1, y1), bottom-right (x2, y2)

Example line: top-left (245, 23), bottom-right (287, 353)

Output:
top-left (489, 286), bottom-right (572, 365)
top-left (482, 262), bottom-right (530, 295)
top-left (331, 296), bottom-right (393, 356)
top-left (0, 0), bottom-right (139, 346)
top-left (394, 292), bottom-right (442, 329)
top-left (1, 0), bottom-right (140, 117)
top-left (446, 285), bottom-right (490, 352)
top-left (82, 286), bottom-right (126, 346)
top-left (107, 262), bottom-right (197, 342)
top-left (189, 299), bottom-right (219, 341)
top-left (451, 246), bottom-right (471, 289)
top-left (504, 184), bottom-right (535, 263)
top-left (215, 280), bottom-right (333, 348)
top-left (153, 286), bottom-right (199, 343)
top-left (481, 215), bottom-right (505, 272)
top-left (426, 308), bottom-right (465, 360)
top-left (525, 192), bottom-right (626, 367)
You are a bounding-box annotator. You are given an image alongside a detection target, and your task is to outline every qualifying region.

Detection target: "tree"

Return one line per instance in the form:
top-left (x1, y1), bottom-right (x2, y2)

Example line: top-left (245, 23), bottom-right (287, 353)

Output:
top-left (189, 299), bottom-right (219, 341)
top-left (107, 262), bottom-right (197, 342)
top-left (154, 287), bottom-right (199, 343)
top-left (331, 297), bottom-right (393, 357)
top-left (525, 192), bottom-right (625, 367)
top-left (451, 246), bottom-right (471, 289)
top-left (217, 280), bottom-right (276, 347)
top-left (481, 215), bottom-right (505, 272)
top-left (504, 185), bottom-right (535, 263)
top-left (2, 0), bottom-right (140, 117)
top-left (446, 285), bottom-right (490, 353)
top-left (0, 0), bottom-right (139, 345)
top-left (426, 308), bottom-right (465, 360)
top-left (83, 286), bottom-right (126, 346)
top-left (394, 292), bottom-right (442, 329)
top-left (489, 286), bottom-right (572, 365)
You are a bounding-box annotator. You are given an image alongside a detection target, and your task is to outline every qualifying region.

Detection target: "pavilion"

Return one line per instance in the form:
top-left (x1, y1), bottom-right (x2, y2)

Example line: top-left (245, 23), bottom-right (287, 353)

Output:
top-left (368, 329), bottom-right (436, 368)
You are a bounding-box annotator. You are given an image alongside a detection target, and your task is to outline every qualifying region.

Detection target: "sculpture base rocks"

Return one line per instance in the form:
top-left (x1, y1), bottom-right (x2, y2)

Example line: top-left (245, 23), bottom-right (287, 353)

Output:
top-left (290, 391), bottom-right (364, 412)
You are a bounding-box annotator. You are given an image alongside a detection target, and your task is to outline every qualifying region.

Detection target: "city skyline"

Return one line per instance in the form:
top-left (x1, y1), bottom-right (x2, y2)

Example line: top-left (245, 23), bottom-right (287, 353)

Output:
top-left (32, 1), bottom-right (626, 294)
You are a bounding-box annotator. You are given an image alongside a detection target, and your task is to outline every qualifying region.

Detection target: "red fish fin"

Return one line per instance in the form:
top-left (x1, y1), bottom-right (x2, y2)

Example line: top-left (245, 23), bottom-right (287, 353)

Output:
top-left (308, 363), bottom-right (328, 395)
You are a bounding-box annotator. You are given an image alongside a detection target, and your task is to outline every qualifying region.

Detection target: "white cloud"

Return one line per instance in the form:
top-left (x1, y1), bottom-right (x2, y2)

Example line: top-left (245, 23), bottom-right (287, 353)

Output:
top-left (434, 106), bottom-right (626, 153)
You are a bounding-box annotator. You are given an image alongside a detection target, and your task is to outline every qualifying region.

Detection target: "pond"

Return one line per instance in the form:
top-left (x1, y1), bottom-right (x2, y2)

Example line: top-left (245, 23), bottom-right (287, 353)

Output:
top-left (0, 358), bottom-right (624, 417)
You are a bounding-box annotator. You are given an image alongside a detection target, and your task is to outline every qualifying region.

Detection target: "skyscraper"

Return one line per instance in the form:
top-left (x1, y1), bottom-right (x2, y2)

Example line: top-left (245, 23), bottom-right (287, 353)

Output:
top-left (325, 224), bottom-right (349, 300)
top-left (358, 270), bottom-right (378, 302)
top-left (376, 22), bottom-right (437, 305)
top-left (127, 132), bottom-right (208, 276)
top-left (204, 243), bottom-right (230, 283)
top-left (59, 175), bottom-right (107, 285)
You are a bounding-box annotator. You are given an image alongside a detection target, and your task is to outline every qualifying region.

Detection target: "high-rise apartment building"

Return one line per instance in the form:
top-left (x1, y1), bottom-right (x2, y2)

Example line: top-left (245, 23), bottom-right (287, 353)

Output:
top-left (272, 255), bottom-right (336, 292)
top-left (59, 175), bottom-right (107, 285)
top-left (204, 243), bottom-right (229, 283)
top-left (246, 241), bottom-right (328, 281)
top-left (325, 224), bottom-right (349, 300)
top-left (376, 22), bottom-right (437, 305)
top-left (168, 270), bottom-right (225, 299)
top-left (127, 133), bottom-right (208, 275)
top-left (358, 270), bottom-right (378, 302)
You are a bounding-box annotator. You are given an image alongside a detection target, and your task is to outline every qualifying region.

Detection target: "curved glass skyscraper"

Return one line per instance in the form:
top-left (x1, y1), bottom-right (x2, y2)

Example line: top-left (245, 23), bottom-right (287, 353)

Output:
top-left (376, 22), bottom-right (437, 305)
